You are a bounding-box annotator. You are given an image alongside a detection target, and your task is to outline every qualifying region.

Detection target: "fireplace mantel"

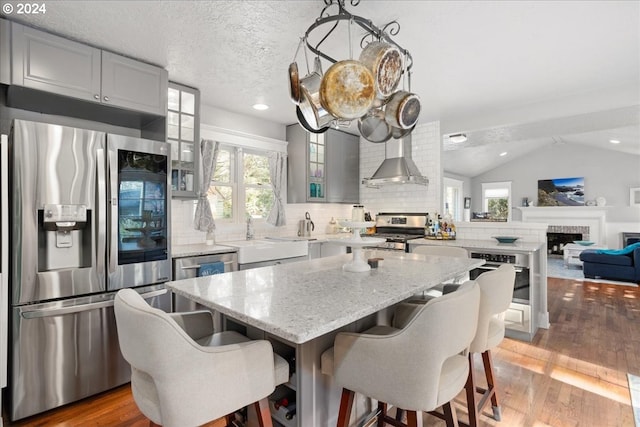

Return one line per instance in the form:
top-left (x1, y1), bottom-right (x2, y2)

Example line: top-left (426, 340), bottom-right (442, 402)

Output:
top-left (516, 207), bottom-right (607, 244)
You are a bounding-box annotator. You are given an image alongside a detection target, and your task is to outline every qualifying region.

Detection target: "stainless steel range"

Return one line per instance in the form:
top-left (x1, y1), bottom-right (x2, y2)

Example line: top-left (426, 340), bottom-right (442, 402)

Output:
top-left (370, 212), bottom-right (428, 251)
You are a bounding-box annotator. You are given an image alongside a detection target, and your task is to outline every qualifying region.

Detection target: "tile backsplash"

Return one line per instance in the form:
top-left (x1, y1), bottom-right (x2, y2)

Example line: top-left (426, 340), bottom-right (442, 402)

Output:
top-left (171, 200), bottom-right (353, 245)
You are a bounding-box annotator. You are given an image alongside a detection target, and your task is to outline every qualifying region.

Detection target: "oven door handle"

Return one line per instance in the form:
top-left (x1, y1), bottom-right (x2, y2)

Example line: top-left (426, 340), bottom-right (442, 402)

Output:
top-left (179, 261), bottom-right (235, 270)
top-left (476, 264), bottom-right (524, 273)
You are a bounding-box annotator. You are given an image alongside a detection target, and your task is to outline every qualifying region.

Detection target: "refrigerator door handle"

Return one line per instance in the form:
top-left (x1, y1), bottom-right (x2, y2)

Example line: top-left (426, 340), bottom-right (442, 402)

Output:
top-left (107, 147), bottom-right (118, 275)
top-left (96, 148), bottom-right (106, 279)
top-left (20, 289), bottom-right (167, 319)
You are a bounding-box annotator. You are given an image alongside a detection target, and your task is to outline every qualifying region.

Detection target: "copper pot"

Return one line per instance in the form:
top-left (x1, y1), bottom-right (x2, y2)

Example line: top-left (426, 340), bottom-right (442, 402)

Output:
top-left (320, 60), bottom-right (375, 120)
top-left (359, 41), bottom-right (403, 100)
top-left (385, 90), bottom-right (421, 129)
top-left (289, 62), bottom-right (301, 105)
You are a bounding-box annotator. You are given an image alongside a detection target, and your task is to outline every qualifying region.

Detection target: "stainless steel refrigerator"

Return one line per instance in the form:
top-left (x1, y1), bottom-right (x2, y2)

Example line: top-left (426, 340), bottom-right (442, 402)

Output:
top-left (9, 119), bottom-right (172, 421)
top-left (1, 134), bottom-right (9, 425)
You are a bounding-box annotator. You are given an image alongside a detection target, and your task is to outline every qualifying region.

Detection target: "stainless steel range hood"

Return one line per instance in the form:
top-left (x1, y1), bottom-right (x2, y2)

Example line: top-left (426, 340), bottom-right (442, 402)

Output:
top-left (363, 135), bottom-right (429, 188)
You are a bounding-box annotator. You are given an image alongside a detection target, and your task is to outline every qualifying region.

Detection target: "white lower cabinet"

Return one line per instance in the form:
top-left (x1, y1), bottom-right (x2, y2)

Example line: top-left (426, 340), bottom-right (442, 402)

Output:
top-left (309, 241), bottom-right (347, 260)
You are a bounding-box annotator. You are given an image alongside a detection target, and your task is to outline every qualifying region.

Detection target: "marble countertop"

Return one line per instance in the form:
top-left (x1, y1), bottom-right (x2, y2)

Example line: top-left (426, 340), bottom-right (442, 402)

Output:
top-left (165, 250), bottom-right (484, 344)
top-left (408, 238), bottom-right (544, 253)
top-left (171, 234), bottom-right (354, 259)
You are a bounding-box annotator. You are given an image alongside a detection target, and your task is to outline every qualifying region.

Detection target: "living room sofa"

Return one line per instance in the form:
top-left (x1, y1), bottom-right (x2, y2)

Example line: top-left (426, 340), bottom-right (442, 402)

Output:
top-left (579, 243), bottom-right (640, 284)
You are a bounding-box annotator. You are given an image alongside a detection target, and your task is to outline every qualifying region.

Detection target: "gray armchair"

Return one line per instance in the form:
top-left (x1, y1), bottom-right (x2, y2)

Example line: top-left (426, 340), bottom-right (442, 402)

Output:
top-left (114, 288), bottom-right (289, 427)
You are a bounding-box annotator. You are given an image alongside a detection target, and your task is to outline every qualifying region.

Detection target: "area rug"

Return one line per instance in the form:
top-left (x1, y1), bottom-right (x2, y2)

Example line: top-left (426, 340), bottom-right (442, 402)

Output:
top-left (629, 373), bottom-right (640, 427)
top-left (547, 258), bottom-right (638, 287)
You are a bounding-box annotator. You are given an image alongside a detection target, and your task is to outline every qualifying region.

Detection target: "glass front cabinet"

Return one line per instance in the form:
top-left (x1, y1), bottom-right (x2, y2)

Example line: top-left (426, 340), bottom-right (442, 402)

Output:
top-left (167, 82), bottom-right (200, 199)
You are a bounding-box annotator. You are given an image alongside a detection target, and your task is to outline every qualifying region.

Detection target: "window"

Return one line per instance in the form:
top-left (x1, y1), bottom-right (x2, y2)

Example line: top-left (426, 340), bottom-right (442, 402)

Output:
top-left (208, 145), bottom-right (273, 222)
top-left (482, 181), bottom-right (512, 221)
top-left (443, 177), bottom-right (464, 222)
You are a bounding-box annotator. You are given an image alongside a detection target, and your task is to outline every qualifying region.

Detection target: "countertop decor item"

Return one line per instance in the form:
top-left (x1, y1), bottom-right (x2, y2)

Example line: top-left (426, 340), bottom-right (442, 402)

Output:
top-left (573, 240), bottom-right (595, 246)
top-left (326, 221), bottom-right (384, 272)
top-left (493, 236), bottom-right (520, 244)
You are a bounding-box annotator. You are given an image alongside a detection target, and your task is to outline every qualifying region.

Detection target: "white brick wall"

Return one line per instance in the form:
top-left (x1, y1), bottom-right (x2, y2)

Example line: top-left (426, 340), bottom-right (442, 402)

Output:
top-left (360, 121), bottom-right (442, 215)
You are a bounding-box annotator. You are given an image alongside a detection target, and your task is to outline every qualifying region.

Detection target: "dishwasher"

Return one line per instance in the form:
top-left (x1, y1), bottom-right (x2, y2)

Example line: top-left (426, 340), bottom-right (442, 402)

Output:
top-left (172, 251), bottom-right (238, 313)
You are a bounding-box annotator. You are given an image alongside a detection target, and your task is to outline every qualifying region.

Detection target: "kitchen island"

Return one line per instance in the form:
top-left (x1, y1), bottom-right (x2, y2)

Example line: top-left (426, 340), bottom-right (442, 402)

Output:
top-left (165, 249), bottom-right (484, 427)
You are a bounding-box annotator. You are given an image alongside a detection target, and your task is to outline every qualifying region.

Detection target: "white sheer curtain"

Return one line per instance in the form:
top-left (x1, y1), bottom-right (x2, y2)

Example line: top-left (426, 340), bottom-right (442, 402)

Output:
top-left (267, 151), bottom-right (287, 226)
top-left (193, 139), bottom-right (219, 233)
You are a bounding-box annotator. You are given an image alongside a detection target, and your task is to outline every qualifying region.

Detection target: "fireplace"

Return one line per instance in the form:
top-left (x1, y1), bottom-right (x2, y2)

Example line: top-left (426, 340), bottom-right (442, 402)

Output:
top-left (519, 207), bottom-right (606, 245)
top-left (546, 225), bottom-right (589, 256)
top-left (547, 232), bottom-right (582, 256)
top-left (623, 232), bottom-right (640, 247)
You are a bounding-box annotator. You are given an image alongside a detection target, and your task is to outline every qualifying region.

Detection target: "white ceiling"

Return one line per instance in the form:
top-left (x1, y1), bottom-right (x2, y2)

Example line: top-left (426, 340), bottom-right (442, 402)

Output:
top-left (3, 0), bottom-right (639, 176)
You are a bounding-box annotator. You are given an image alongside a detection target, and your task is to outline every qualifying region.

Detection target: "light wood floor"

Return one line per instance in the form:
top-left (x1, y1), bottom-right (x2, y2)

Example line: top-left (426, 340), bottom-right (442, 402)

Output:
top-left (5, 277), bottom-right (639, 427)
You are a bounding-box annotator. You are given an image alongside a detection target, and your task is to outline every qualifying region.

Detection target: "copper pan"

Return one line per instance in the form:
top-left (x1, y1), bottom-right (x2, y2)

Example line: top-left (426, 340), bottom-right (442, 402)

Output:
top-left (359, 41), bottom-right (403, 100)
top-left (320, 60), bottom-right (375, 120)
top-left (289, 62), bottom-right (301, 105)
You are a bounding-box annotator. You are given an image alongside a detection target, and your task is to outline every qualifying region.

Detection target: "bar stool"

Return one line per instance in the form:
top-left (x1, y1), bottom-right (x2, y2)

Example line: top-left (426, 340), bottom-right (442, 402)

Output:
top-left (463, 264), bottom-right (515, 427)
top-left (321, 281), bottom-right (481, 427)
top-left (114, 288), bottom-right (289, 427)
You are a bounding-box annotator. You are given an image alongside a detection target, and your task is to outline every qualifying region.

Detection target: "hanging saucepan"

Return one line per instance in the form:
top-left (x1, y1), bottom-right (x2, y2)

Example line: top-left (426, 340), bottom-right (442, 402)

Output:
top-left (391, 123), bottom-right (416, 139)
top-left (298, 57), bottom-right (335, 130)
top-left (320, 60), bottom-right (375, 120)
top-left (289, 62), bottom-right (301, 105)
top-left (385, 90), bottom-right (421, 129)
top-left (359, 41), bottom-right (403, 100)
top-left (358, 108), bottom-right (392, 143)
top-left (296, 106), bottom-right (329, 134)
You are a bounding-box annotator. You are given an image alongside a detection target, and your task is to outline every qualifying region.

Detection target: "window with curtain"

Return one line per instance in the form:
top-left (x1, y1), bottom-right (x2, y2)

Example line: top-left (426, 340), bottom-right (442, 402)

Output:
top-left (482, 181), bottom-right (512, 221)
top-left (208, 145), bottom-right (273, 222)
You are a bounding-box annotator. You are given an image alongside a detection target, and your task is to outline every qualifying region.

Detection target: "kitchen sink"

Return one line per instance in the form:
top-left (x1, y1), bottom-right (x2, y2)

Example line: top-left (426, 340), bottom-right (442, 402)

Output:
top-left (219, 239), bottom-right (308, 264)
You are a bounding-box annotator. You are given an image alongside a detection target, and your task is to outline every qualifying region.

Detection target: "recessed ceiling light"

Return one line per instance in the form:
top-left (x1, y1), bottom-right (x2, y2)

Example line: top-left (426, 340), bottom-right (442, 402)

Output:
top-left (499, 152), bottom-right (508, 157)
top-left (252, 103), bottom-right (269, 111)
top-left (448, 133), bottom-right (467, 143)
top-left (609, 139), bottom-right (621, 144)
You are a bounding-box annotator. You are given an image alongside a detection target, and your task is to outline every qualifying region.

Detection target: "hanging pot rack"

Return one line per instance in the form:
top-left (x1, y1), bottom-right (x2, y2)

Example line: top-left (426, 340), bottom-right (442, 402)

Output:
top-left (292, 0), bottom-right (420, 138)
top-left (303, 0), bottom-right (414, 75)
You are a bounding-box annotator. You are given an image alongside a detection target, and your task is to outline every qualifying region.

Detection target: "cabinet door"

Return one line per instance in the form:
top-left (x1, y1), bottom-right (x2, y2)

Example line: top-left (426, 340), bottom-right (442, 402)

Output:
top-left (11, 23), bottom-right (101, 102)
top-left (286, 124), bottom-right (309, 203)
top-left (326, 129), bottom-right (359, 203)
top-left (1, 19), bottom-right (11, 85)
top-left (168, 82), bottom-right (200, 199)
top-left (101, 51), bottom-right (168, 116)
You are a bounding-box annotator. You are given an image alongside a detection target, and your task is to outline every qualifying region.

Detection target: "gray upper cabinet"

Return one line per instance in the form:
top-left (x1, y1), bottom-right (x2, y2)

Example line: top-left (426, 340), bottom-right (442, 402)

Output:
top-left (11, 23), bottom-right (101, 101)
top-left (101, 51), bottom-right (168, 116)
top-left (286, 124), bottom-right (359, 204)
top-left (9, 21), bottom-right (167, 116)
top-left (325, 128), bottom-right (359, 203)
top-left (1, 19), bottom-right (12, 85)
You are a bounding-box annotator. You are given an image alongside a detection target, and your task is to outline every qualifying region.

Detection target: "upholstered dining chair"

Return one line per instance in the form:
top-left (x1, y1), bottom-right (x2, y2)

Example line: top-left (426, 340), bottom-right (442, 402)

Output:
top-left (114, 288), bottom-right (289, 427)
top-left (321, 281), bottom-right (481, 427)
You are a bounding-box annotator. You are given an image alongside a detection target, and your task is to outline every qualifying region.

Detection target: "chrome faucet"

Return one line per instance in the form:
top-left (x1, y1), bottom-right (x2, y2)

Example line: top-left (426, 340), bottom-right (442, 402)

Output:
top-left (246, 217), bottom-right (254, 240)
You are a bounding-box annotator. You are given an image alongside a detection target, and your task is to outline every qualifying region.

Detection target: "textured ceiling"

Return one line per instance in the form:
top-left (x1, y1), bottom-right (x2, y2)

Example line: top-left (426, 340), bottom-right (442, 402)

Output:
top-left (2, 0), bottom-right (639, 176)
